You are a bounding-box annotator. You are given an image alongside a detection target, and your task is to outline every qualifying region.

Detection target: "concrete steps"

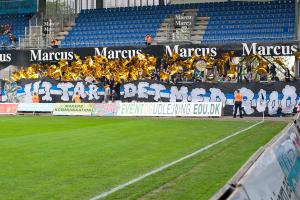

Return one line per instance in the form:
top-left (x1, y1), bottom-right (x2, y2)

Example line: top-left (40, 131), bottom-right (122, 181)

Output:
top-left (54, 16), bottom-right (77, 41)
top-left (153, 5), bottom-right (210, 45)
top-left (55, 23), bottom-right (76, 41)
top-left (153, 17), bottom-right (172, 44)
top-left (181, 9), bottom-right (198, 17)
top-left (190, 17), bottom-right (209, 44)
top-left (154, 8), bottom-right (208, 45)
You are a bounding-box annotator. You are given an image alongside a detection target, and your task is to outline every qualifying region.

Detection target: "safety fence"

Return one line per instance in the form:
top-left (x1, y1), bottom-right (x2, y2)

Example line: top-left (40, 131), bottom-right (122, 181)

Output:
top-left (211, 113), bottom-right (300, 200)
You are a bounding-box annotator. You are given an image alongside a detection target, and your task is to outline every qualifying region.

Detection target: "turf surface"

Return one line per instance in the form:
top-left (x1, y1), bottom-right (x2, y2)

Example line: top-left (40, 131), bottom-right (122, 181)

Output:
top-left (0, 116), bottom-right (287, 200)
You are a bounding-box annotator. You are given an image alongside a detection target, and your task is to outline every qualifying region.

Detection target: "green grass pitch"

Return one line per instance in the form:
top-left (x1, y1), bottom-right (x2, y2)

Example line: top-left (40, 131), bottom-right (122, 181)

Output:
top-left (0, 116), bottom-right (286, 200)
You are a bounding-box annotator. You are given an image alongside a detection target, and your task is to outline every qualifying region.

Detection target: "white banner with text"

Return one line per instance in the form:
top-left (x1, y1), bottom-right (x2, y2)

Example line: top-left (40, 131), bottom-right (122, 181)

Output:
top-left (17, 103), bottom-right (54, 112)
top-left (117, 102), bottom-right (222, 117)
top-left (52, 103), bottom-right (94, 116)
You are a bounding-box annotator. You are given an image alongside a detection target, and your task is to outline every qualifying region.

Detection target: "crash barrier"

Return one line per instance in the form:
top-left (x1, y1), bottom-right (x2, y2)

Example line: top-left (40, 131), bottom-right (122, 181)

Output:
top-left (2, 102), bottom-right (223, 117)
top-left (211, 114), bottom-right (300, 200)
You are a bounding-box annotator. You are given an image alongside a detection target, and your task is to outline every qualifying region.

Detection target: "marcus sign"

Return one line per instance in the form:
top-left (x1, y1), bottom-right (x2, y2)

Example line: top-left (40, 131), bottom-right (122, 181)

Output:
top-left (242, 43), bottom-right (298, 56)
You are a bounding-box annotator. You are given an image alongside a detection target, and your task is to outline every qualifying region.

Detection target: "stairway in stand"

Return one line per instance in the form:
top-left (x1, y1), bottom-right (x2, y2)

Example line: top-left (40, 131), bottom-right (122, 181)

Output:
top-left (190, 16), bottom-right (209, 44)
top-left (153, 8), bottom-right (208, 45)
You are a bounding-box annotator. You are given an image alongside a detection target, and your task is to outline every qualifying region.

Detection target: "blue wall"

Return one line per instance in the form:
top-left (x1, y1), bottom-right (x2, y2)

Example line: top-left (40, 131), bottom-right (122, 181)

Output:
top-left (0, 0), bottom-right (37, 15)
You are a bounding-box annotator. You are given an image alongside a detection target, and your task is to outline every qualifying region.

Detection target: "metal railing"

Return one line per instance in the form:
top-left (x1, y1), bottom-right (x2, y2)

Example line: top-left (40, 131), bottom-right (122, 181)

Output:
top-left (51, 14), bottom-right (77, 36)
top-left (19, 36), bottom-right (49, 49)
top-left (15, 36), bottom-right (298, 50)
top-left (155, 30), bottom-right (192, 43)
top-left (200, 35), bottom-right (297, 44)
top-left (19, 25), bottom-right (55, 49)
top-left (58, 40), bottom-right (145, 48)
top-left (11, 35), bottom-right (298, 50)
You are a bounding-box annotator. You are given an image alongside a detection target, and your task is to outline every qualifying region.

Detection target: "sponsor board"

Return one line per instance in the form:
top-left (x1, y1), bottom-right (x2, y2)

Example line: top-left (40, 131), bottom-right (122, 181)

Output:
top-left (237, 124), bottom-right (300, 200)
top-left (272, 124), bottom-right (300, 199)
top-left (17, 103), bottom-right (54, 112)
top-left (52, 103), bottom-right (94, 116)
top-left (0, 42), bottom-right (297, 69)
top-left (117, 102), bottom-right (222, 117)
top-left (92, 103), bottom-right (119, 116)
top-left (238, 148), bottom-right (296, 200)
top-left (0, 103), bottom-right (18, 115)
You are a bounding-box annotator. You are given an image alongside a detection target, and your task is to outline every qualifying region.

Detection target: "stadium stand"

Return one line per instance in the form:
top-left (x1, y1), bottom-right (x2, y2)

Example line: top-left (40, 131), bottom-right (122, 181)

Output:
top-left (201, 0), bottom-right (296, 44)
top-left (59, 0), bottom-right (296, 47)
top-left (61, 6), bottom-right (182, 48)
top-left (0, 14), bottom-right (29, 47)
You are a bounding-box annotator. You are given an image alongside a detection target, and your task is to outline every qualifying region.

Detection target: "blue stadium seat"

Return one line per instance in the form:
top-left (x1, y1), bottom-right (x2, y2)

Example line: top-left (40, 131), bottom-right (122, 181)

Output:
top-left (200, 0), bottom-right (295, 44)
top-left (0, 14), bottom-right (28, 46)
top-left (63, 1), bottom-right (295, 47)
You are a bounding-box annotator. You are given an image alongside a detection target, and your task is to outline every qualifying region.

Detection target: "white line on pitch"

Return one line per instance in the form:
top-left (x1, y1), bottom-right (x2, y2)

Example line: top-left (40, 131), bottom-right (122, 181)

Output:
top-left (89, 120), bottom-right (264, 200)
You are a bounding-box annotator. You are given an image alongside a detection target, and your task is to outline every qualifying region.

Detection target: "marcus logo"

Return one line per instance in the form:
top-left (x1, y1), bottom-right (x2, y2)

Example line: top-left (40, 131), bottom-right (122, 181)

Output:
top-left (95, 47), bottom-right (142, 59)
top-left (165, 45), bottom-right (217, 58)
top-left (175, 15), bottom-right (193, 27)
top-left (0, 53), bottom-right (11, 62)
top-left (242, 43), bottom-right (298, 56)
top-left (30, 50), bottom-right (74, 61)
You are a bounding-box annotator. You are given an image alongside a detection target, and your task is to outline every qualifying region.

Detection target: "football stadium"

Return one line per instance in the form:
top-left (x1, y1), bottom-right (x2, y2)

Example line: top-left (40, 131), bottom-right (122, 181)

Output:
top-left (0, 0), bottom-right (300, 200)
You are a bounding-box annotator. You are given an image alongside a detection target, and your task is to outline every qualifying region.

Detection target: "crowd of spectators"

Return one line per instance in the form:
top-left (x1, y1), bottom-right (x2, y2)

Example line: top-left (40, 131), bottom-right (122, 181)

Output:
top-left (141, 62), bottom-right (292, 85)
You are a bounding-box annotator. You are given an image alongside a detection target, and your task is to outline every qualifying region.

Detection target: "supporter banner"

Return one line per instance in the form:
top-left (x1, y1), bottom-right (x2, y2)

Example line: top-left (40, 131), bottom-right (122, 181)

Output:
top-left (17, 103), bottom-right (54, 112)
top-left (5, 78), bottom-right (106, 103)
top-left (122, 80), bottom-right (300, 116)
top-left (117, 102), bottom-right (222, 117)
top-left (92, 103), bottom-right (119, 116)
top-left (2, 78), bottom-right (300, 116)
top-left (0, 42), bottom-right (298, 69)
top-left (52, 103), bottom-right (94, 116)
top-left (0, 103), bottom-right (18, 115)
